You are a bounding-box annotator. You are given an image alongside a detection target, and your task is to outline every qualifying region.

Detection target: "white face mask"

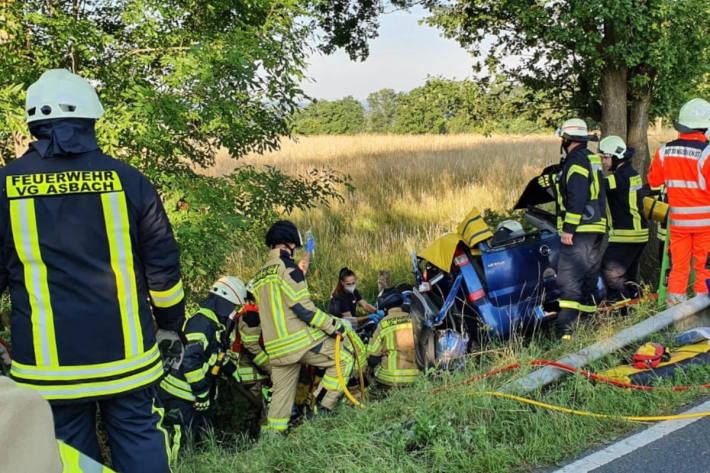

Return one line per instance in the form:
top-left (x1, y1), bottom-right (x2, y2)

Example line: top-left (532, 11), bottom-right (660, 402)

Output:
top-left (344, 284), bottom-right (356, 294)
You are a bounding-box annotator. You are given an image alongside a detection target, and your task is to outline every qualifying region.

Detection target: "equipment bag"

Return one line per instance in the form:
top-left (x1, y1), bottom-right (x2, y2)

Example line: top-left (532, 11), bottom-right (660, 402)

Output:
top-left (632, 342), bottom-right (670, 369)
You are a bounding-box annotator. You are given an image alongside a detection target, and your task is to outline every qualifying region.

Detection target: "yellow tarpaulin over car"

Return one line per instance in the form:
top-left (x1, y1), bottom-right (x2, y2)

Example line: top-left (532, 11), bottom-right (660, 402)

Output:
top-left (418, 233), bottom-right (462, 272)
top-left (418, 208), bottom-right (492, 272)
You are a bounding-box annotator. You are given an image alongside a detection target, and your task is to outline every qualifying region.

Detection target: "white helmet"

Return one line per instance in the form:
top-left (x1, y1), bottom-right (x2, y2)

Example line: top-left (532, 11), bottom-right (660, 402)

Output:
top-left (210, 276), bottom-right (247, 306)
top-left (598, 135), bottom-right (627, 159)
top-left (555, 118), bottom-right (598, 142)
top-left (25, 69), bottom-right (105, 123)
top-left (675, 98), bottom-right (710, 131)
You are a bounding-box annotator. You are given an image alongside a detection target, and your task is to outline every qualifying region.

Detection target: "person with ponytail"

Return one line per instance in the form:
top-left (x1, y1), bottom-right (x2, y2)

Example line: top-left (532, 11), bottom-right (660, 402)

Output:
top-left (329, 267), bottom-right (384, 326)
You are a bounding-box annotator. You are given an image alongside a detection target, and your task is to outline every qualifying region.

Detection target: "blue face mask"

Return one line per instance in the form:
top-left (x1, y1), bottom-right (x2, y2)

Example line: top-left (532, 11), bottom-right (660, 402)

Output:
top-left (28, 118), bottom-right (99, 158)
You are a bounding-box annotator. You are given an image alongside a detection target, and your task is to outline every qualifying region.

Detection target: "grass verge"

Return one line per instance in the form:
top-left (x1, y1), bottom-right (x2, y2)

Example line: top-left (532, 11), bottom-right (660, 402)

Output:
top-left (175, 298), bottom-right (710, 473)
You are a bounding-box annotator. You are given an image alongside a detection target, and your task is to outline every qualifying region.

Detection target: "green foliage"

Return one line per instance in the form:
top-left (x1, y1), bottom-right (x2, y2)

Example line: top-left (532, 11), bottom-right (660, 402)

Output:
top-left (291, 96), bottom-right (367, 135)
top-left (146, 166), bottom-right (350, 298)
top-left (297, 77), bottom-right (557, 136)
top-left (366, 88), bottom-right (402, 133)
top-left (421, 0), bottom-right (710, 122)
top-left (0, 0), bottom-right (315, 169)
top-left (0, 0), bottom-right (369, 299)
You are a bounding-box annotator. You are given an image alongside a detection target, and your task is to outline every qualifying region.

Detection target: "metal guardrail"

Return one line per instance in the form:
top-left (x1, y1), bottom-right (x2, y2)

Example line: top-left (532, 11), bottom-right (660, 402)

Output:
top-left (502, 295), bottom-right (710, 394)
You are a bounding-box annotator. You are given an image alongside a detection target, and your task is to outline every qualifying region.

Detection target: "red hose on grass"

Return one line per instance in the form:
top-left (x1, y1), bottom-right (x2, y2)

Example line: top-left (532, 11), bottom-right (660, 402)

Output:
top-left (430, 359), bottom-right (710, 394)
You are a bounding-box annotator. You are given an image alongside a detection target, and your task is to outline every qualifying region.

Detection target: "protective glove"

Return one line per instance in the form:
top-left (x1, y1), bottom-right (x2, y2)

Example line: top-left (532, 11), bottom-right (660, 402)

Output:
top-left (305, 236), bottom-right (315, 253)
top-left (329, 320), bottom-right (347, 339)
top-left (368, 310), bottom-right (385, 323)
top-left (194, 392), bottom-right (210, 411)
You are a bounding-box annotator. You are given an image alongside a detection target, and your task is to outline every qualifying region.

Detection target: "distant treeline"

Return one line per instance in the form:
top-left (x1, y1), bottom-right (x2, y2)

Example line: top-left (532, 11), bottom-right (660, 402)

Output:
top-left (292, 77), bottom-right (564, 135)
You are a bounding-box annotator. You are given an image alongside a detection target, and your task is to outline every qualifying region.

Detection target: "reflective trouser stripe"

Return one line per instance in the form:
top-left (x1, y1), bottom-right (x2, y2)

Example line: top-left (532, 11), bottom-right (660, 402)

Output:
top-left (101, 192), bottom-right (142, 358)
top-left (170, 425), bottom-right (182, 466)
top-left (58, 440), bottom-right (116, 472)
top-left (264, 417), bottom-right (289, 431)
top-left (9, 198), bottom-right (58, 367)
top-left (151, 398), bottom-right (171, 470)
top-left (321, 349), bottom-right (353, 392)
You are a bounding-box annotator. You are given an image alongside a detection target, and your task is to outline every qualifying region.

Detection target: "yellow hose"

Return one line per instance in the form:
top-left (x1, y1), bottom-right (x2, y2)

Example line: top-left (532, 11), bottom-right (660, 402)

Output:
top-left (335, 333), bottom-right (364, 408)
top-left (347, 332), bottom-right (367, 402)
top-left (470, 391), bottom-right (710, 422)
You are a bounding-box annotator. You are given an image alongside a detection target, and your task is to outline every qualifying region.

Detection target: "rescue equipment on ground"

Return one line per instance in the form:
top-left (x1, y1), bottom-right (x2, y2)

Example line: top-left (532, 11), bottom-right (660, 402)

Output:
top-left (599, 341), bottom-right (710, 386)
top-left (631, 343), bottom-right (670, 369)
top-left (675, 327), bottom-right (710, 345)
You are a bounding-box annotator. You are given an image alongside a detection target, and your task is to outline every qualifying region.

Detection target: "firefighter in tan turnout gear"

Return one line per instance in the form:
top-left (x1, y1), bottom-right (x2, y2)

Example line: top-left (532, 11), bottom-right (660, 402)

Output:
top-left (367, 289), bottom-right (419, 387)
top-left (253, 221), bottom-right (354, 433)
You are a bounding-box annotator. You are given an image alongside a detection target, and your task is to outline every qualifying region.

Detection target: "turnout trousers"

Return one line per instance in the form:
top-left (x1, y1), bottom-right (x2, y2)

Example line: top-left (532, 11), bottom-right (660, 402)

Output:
top-left (264, 337), bottom-right (353, 433)
top-left (602, 242), bottom-right (646, 303)
top-left (51, 386), bottom-right (171, 473)
top-left (555, 233), bottom-right (603, 337)
top-left (668, 231), bottom-right (710, 299)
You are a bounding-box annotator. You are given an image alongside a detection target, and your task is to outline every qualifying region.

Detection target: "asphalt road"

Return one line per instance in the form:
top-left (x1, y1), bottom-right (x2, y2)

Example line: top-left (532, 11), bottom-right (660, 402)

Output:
top-left (591, 416), bottom-right (710, 473)
top-left (551, 397), bottom-right (710, 473)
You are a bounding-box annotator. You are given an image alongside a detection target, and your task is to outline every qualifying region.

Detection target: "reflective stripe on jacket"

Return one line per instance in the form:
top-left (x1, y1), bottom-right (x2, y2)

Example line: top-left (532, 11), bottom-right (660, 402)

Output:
top-left (367, 308), bottom-right (418, 386)
top-left (554, 147), bottom-right (607, 234)
top-left (0, 148), bottom-right (184, 401)
top-left (159, 305), bottom-right (232, 401)
top-left (604, 164), bottom-right (649, 243)
top-left (648, 133), bottom-right (710, 232)
top-left (252, 249), bottom-right (341, 364)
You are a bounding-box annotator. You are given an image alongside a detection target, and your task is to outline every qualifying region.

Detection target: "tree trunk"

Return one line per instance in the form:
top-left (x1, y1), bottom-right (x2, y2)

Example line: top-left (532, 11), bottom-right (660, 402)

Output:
top-left (600, 64), bottom-right (628, 138)
top-left (627, 93), bottom-right (652, 178)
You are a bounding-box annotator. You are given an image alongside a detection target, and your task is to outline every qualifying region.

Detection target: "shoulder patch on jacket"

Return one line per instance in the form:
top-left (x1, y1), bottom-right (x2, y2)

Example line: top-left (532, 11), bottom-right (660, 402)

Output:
top-left (281, 255), bottom-right (305, 283)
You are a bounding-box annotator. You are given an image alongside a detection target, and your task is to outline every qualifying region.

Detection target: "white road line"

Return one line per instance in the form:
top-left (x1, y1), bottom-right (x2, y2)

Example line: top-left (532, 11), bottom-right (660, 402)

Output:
top-left (551, 398), bottom-right (710, 473)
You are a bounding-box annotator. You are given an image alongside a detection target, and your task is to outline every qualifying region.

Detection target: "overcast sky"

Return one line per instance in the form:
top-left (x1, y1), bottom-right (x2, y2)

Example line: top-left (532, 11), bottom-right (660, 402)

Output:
top-left (301, 6), bottom-right (476, 101)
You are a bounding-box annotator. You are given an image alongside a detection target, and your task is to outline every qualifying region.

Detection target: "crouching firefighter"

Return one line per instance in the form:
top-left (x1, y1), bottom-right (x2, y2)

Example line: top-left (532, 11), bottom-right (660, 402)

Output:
top-left (254, 221), bottom-right (354, 434)
top-left (366, 289), bottom-right (419, 387)
top-left (553, 119), bottom-right (606, 339)
top-left (599, 136), bottom-right (649, 305)
top-left (158, 276), bottom-right (247, 446)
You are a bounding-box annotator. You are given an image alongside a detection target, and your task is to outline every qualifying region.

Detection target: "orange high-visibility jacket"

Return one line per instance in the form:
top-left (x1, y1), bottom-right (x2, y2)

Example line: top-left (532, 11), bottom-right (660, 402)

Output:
top-left (648, 132), bottom-right (710, 233)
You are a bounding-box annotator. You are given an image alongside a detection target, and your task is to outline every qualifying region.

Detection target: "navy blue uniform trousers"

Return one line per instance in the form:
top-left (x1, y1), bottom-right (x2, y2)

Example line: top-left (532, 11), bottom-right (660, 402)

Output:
top-left (51, 386), bottom-right (171, 473)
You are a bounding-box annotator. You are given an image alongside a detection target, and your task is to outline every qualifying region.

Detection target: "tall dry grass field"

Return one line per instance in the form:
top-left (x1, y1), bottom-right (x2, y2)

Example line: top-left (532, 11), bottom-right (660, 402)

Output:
top-left (211, 131), bottom-right (674, 306)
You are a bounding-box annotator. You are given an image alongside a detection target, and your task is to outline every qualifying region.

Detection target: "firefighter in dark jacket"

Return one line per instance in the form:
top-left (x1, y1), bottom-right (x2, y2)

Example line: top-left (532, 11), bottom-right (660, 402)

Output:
top-left (159, 276), bottom-right (247, 444)
top-left (599, 136), bottom-right (649, 304)
top-left (553, 119), bottom-right (606, 339)
top-left (0, 69), bottom-right (185, 473)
